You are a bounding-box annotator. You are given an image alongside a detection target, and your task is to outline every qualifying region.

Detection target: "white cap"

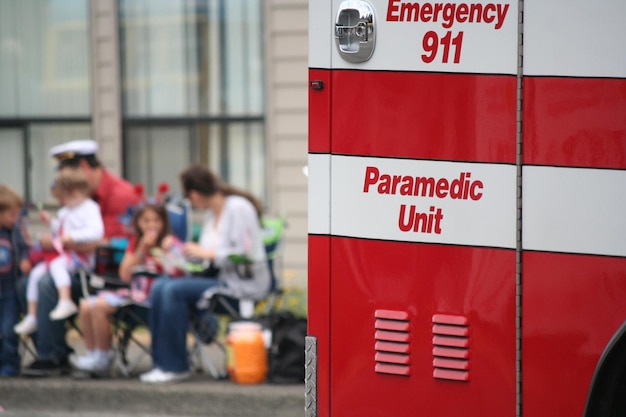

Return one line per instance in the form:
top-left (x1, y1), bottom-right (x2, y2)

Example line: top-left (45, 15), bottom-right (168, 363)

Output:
top-left (49, 139), bottom-right (98, 161)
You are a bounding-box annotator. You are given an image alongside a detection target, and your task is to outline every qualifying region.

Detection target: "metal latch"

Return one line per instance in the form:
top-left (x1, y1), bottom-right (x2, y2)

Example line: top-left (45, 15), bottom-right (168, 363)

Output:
top-left (335, 0), bottom-right (376, 63)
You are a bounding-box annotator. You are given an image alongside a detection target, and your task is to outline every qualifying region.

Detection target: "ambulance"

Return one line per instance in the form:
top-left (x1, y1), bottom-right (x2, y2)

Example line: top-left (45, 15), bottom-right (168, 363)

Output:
top-left (306, 1), bottom-right (626, 416)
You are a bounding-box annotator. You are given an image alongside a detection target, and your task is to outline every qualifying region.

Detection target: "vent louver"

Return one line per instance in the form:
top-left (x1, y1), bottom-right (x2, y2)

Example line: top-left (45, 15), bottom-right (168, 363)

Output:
top-left (374, 309), bottom-right (411, 376)
top-left (432, 314), bottom-right (470, 382)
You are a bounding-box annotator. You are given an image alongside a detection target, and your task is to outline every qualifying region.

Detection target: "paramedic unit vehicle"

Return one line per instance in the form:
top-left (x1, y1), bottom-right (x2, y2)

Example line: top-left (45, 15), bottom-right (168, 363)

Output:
top-left (306, 0), bottom-right (626, 416)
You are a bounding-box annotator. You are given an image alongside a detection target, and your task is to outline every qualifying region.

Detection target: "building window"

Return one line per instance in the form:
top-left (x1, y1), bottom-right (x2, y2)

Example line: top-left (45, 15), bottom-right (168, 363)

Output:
top-left (0, 0), bottom-right (91, 203)
top-left (119, 0), bottom-right (266, 201)
top-left (0, 0), bottom-right (91, 117)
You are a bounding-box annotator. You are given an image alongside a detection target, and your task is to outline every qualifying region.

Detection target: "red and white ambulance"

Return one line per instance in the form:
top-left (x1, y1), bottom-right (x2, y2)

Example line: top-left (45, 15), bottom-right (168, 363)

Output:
top-left (306, 1), bottom-right (626, 416)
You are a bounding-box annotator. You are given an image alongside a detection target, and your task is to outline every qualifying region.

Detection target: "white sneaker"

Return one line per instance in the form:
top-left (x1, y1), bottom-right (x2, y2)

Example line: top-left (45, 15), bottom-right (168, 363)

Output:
top-left (49, 300), bottom-right (78, 321)
top-left (70, 354), bottom-right (95, 370)
top-left (139, 368), bottom-right (164, 382)
top-left (140, 368), bottom-right (190, 384)
top-left (71, 353), bottom-right (110, 373)
top-left (14, 315), bottom-right (37, 335)
top-left (90, 354), bottom-right (110, 372)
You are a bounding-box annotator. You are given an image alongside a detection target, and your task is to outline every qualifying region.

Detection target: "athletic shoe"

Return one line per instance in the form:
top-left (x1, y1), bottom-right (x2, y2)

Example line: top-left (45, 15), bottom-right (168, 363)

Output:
top-left (0, 365), bottom-right (18, 377)
top-left (22, 358), bottom-right (71, 377)
top-left (70, 354), bottom-right (95, 370)
top-left (14, 315), bottom-right (37, 335)
top-left (140, 368), bottom-right (191, 384)
top-left (49, 301), bottom-right (78, 321)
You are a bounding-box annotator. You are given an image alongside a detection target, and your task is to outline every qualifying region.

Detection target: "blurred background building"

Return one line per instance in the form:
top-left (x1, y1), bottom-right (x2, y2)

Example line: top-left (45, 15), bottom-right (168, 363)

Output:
top-left (0, 0), bottom-right (308, 289)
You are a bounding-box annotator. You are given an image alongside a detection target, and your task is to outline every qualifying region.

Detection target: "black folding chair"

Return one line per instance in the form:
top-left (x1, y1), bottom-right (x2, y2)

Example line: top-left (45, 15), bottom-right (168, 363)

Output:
top-left (188, 216), bottom-right (287, 377)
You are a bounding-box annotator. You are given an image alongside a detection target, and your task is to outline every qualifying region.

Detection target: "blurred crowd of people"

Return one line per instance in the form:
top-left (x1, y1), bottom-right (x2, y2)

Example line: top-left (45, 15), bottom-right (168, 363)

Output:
top-left (0, 139), bottom-right (270, 383)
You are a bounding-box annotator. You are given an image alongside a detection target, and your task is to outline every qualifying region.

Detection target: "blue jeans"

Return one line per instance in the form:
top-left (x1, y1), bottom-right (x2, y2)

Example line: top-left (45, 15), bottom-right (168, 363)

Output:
top-left (17, 271), bottom-right (82, 361)
top-left (149, 276), bottom-right (219, 372)
top-left (0, 289), bottom-right (20, 372)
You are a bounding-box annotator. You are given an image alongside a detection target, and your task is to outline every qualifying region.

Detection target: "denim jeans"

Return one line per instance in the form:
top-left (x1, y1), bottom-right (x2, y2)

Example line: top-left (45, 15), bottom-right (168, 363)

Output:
top-left (149, 276), bottom-right (220, 372)
top-left (0, 289), bottom-right (20, 371)
top-left (17, 271), bottom-right (82, 361)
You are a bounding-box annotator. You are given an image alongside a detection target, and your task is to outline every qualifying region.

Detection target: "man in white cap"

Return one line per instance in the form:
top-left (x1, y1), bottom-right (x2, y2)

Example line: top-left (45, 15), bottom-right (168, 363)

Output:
top-left (21, 139), bottom-right (140, 377)
top-left (46, 139), bottom-right (139, 239)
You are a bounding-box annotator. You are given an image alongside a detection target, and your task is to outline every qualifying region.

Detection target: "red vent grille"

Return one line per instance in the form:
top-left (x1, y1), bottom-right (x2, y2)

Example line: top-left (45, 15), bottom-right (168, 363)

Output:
top-left (374, 309), bottom-right (411, 376)
top-left (432, 314), bottom-right (470, 382)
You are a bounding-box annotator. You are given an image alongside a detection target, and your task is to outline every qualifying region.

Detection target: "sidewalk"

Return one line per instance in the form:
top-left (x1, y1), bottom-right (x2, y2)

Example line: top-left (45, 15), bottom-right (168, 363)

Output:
top-left (0, 330), bottom-right (304, 417)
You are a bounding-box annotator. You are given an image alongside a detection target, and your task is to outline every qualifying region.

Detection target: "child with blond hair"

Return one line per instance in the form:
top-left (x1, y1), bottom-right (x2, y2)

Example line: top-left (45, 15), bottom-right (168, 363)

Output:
top-left (14, 169), bottom-right (104, 335)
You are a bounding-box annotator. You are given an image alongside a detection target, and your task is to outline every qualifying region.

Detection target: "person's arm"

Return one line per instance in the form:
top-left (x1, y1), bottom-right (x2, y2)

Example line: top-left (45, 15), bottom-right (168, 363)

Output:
top-left (64, 240), bottom-right (104, 253)
top-left (182, 212), bottom-right (216, 261)
top-left (15, 225), bottom-right (32, 275)
top-left (118, 237), bottom-right (142, 282)
top-left (181, 242), bottom-right (215, 262)
top-left (119, 232), bottom-right (156, 282)
top-left (99, 182), bottom-right (140, 239)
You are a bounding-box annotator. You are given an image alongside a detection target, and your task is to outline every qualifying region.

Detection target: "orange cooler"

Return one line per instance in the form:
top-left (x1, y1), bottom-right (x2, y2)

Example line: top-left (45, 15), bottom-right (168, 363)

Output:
top-left (226, 321), bottom-right (268, 384)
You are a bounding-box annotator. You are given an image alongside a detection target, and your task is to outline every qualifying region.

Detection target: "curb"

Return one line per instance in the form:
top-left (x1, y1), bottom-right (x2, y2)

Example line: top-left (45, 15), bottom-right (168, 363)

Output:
top-left (0, 376), bottom-right (304, 417)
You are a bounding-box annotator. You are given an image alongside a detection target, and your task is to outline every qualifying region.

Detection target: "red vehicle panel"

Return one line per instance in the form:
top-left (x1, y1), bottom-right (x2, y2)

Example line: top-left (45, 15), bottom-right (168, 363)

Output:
top-left (330, 238), bottom-right (516, 417)
top-left (308, 1), bottom-right (626, 416)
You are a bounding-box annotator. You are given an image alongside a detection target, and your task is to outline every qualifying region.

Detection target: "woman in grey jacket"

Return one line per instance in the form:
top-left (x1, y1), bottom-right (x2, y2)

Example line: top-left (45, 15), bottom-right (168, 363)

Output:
top-left (140, 164), bottom-right (270, 384)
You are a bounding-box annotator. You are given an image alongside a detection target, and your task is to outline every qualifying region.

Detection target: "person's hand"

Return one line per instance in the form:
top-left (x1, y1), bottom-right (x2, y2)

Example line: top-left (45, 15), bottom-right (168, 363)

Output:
top-left (38, 210), bottom-right (52, 225)
top-left (137, 230), bottom-right (158, 255)
top-left (182, 242), bottom-right (214, 260)
top-left (39, 232), bottom-right (54, 251)
top-left (19, 259), bottom-right (32, 275)
top-left (161, 235), bottom-right (174, 250)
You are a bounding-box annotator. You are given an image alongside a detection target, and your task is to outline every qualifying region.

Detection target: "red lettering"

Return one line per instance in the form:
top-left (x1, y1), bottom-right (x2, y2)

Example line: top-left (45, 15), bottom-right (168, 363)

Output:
top-left (391, 175), bottom-right (402, 194)
top-left (414, 177), bottom-right (435, 197)
top-left (363, 166), bottom-right (379, 192)
top-left (386, 0), bottom-right (400, 21)
top-left (442, 3), bottom-right (456, 28)
top-left (462, 172), bottom-right (471, 199)
top-left (387, 1), bottom-right (509, 29)
top-left (470, 180), bottom-right (483, 200)
top-left (398, 205), bottom-right (444, 234)
top-left (469, 3), bottom-right (483, 23)
top-left (398, 204), bottom-right (415, 232)
top-left (495, 4), bottom-right (509, 29)
top-left (456, 3), bottom-right (469, 22)
top-left (421, 3), bottom-right (433, 22)
top-left (414, 211), bottom-right (429, 232)
top-left (378, 174), bottom-right (392, 194)
top-left (435, 178), bottom-right (449, 198)
top-left (433, 2), bottom-right (443, 21)
top-left (400, 176), bottom-right (414, 195)
top-left (449, 172), bottom-right (465, 199)
top-left (401, 2), bottom-right (420, 21)
top-left (483, 3), bottom-right (496, 25)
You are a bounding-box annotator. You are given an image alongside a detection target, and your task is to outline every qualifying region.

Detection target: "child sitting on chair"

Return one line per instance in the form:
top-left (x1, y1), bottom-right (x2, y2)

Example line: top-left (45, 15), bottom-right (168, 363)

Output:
top-left (71, 202), bottom-right (184, 374)
top-left (14, 169), bottom-right (104, 335)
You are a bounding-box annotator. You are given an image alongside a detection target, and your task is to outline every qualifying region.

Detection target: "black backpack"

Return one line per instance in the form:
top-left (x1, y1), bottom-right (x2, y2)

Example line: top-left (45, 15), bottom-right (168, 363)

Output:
top-left (258, 311), bottom-right (307, 384)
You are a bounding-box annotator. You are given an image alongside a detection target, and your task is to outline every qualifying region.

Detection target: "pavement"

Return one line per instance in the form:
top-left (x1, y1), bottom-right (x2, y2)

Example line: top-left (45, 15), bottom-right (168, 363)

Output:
top-left (0, 329), bottom-right (305, 417)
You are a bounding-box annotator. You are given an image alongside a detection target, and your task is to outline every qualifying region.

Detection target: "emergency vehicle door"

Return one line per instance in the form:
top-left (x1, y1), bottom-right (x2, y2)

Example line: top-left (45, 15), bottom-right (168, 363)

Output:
top-left (309, 1), bottom-right (520, 416)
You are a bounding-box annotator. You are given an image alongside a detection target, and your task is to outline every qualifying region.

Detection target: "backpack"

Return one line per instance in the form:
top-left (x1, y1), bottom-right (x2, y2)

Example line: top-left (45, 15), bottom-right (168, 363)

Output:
top-left (258, 311), bottom-right (307, 384)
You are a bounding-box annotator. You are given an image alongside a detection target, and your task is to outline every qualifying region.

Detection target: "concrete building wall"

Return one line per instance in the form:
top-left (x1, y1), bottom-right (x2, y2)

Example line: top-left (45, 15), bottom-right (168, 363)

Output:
top-left (265, 0), bottom-right (309, 290)
top-left (89, 0), bottom-right (123, 176)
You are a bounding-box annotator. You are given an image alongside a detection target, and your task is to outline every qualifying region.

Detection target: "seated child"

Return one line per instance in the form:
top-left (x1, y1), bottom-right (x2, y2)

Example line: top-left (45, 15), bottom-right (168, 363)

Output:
top-left (14, 169), bottom-right (104, 335)
top-left (71, 202), bottom-right (184, 373)
top-left (0, 184), bottom-right (32, 376)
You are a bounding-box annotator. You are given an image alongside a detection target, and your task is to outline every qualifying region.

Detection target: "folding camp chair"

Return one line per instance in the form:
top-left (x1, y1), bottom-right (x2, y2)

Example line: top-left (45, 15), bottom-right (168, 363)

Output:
top-left (188, 216), bottom-right (287, 377)
top-left (100, 198), bottom-right (192, 377)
